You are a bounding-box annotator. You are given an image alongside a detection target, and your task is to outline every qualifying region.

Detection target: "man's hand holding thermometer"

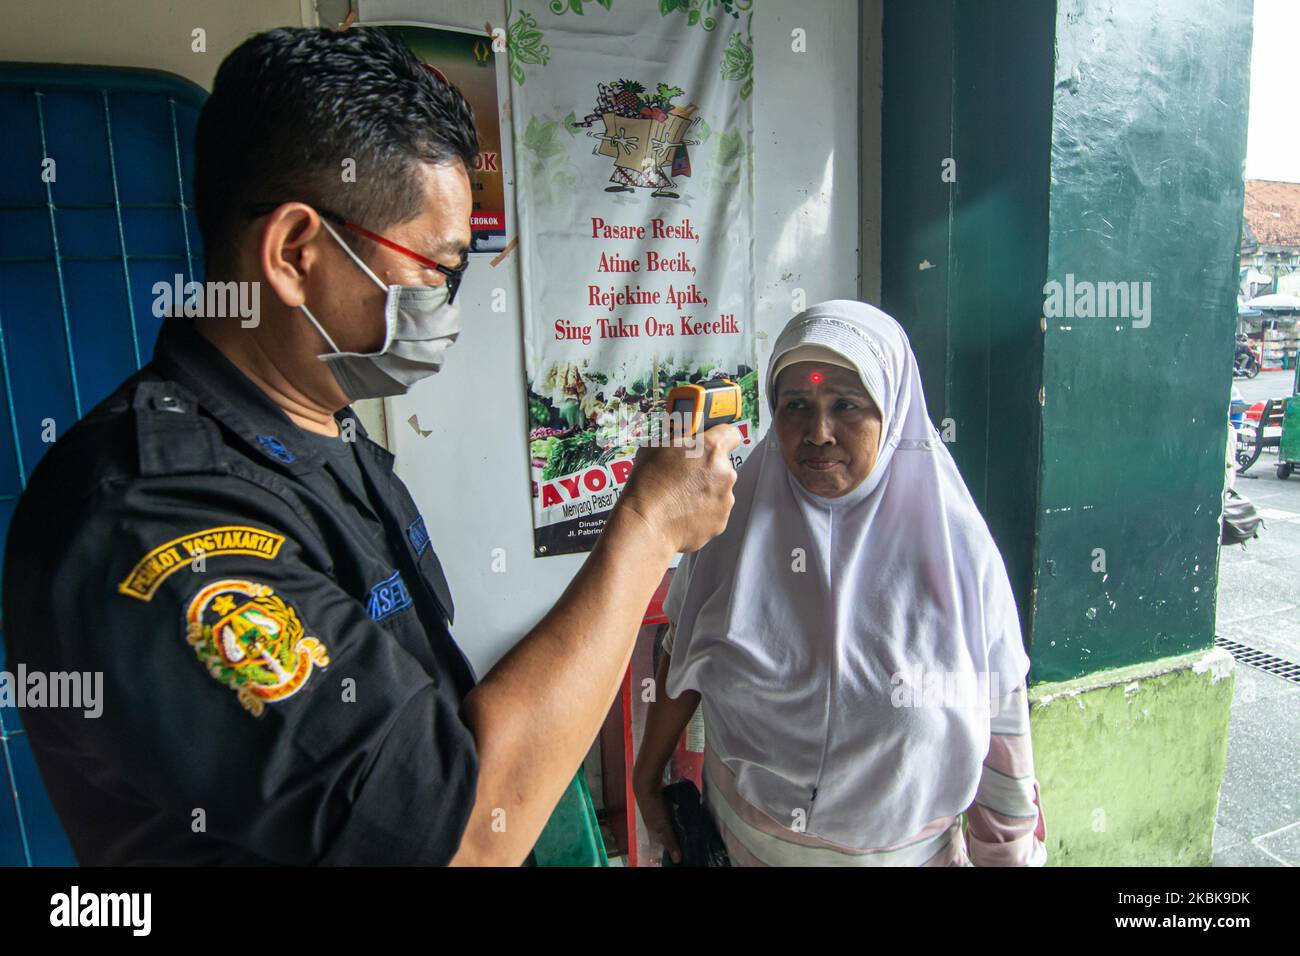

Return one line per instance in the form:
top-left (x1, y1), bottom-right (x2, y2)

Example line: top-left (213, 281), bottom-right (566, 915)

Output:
top-left (617, 379), bottom-right (743, 555)
top-left (665, 378), bottom-right (744, 439)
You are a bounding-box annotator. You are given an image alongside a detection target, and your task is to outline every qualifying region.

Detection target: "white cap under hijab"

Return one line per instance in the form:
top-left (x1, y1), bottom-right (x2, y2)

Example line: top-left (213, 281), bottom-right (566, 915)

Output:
top-left (769, 343), bottom-right (864, 392)
top-left (664, 299), bottom-right (1030, 851)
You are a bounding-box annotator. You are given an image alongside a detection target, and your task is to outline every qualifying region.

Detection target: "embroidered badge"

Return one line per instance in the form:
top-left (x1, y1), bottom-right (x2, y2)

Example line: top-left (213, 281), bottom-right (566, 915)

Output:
top-left (406, 516), bottom-right (430, 556)
top-left (118, 526), bottom-right (285, 602)
top-left (368, 570), bottom-right (413, 622)
top-left (185, 579), bottom-right (329, 717)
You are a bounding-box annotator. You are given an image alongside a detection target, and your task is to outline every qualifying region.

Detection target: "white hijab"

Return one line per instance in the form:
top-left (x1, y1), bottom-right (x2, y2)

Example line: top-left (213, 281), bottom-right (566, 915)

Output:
top-left (664, 300), bottom-right (1030, 849)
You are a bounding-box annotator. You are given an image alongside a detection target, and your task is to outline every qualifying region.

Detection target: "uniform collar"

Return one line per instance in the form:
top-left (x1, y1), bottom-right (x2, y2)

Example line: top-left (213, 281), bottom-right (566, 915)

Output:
top-left (150, 316), bottom-right (378, 476)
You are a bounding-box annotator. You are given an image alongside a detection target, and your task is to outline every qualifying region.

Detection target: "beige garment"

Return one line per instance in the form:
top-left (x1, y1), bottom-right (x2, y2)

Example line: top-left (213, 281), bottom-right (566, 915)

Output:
top-left (700, 746), bottom-right (970, 867)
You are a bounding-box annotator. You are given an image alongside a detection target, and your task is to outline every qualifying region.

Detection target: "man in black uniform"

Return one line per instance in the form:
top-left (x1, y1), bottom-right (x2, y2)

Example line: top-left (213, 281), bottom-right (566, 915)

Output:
top-left (2, 27), bottom-right (738, 865)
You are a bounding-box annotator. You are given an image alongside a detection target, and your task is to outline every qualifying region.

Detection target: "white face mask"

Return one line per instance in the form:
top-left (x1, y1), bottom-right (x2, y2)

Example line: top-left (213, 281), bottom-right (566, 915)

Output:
top-left (299, 218), bottom-right (462, 401)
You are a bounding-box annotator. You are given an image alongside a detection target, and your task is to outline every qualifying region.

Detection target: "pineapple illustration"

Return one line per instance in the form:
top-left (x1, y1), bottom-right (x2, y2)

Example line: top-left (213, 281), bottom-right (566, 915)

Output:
top-left (612, 79), bottom-right (644, 114)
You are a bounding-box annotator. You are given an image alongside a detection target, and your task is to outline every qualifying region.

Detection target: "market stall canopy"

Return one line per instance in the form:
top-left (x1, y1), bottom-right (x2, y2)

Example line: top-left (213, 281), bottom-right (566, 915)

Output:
top-left (1244, 292), bottom-right (1300, 311)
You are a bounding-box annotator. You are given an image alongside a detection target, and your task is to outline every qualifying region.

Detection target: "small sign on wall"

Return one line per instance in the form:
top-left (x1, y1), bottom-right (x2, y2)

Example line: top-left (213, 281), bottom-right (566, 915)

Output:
top-left (381, 22), bottom-right (509, 254)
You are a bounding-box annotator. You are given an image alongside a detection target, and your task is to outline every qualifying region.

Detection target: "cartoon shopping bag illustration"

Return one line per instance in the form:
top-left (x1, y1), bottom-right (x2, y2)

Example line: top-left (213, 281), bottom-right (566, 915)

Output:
top-left (580, 80), bottom-right (700, 198)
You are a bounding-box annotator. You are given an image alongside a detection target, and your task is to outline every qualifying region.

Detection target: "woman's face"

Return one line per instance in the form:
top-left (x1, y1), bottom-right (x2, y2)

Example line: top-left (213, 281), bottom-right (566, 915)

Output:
top-left (774, 361), bottom-right (883, 498)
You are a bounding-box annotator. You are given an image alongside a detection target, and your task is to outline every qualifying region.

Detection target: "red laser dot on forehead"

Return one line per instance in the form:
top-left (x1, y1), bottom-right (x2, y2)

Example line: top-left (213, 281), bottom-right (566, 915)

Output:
top-left (810, 372), bottom-right (824, 384)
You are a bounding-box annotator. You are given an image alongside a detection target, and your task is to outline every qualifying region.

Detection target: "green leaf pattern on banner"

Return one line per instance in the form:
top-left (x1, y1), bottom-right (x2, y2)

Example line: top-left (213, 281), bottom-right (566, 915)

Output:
top-left (528, 0), bottom-right (756, 100)
top-left (507, 2), bottom-right (550, 86)
top-left (520, 116), bottom-right (580, 212)
top-left (551, 0), bottom-right (614, 14)
top-left (721, 26), bottom-right (754, 100)
top-left (661, 0), bottom-right (752, 33)
top-left (703, 127), bottom-right (749, 193)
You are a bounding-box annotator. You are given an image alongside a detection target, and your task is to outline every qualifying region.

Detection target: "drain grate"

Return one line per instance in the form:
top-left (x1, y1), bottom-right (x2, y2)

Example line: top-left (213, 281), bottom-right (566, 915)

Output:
top-left (1214, 636), bottom-right (1300, 685)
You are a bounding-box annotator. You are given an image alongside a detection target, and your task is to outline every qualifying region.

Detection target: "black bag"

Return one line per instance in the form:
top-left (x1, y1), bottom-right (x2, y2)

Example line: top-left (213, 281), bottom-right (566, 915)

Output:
top-left (660, 780), bottom-right (731, 867)
top-left (1221, 487), bottom-right (1263, 545)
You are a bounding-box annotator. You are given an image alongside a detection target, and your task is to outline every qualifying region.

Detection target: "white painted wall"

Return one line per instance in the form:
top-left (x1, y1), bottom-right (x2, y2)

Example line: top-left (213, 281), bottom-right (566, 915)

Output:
top-left (367, 0), bottom-right (876, 673)
top-left (0, 0), bottom-right (314, 89)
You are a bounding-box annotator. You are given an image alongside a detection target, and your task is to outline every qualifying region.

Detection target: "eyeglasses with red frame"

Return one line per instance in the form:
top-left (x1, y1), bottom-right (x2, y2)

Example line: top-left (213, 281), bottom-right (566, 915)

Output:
top-left (242, 201), bottom-right (468, 304)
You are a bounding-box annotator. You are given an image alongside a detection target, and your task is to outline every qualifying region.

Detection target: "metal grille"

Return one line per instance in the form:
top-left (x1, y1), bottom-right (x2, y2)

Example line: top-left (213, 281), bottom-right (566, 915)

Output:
top-left (0, 65), bottom-right (206, 502)
top-left (0, 63), bottom-right (207, 866)
top-left (1214, 635), bottom-right (1300, 685)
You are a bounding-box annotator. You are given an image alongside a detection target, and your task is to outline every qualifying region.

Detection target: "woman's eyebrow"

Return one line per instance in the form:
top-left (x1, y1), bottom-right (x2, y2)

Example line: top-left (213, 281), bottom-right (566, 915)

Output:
top-left (781, 384), bottom-right (866, 398)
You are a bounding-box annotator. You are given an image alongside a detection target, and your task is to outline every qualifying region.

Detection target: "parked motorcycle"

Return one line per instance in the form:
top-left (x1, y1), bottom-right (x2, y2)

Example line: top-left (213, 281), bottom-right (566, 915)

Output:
top-left (1222, 487), bottom-right (1263, 544)
top-left (1223, 402), bottom-right (1263, 546)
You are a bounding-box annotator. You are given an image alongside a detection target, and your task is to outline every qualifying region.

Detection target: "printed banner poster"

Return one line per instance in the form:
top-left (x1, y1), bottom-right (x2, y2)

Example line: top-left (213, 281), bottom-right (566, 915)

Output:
top-left (385, 23), bottom-right (508, 253)
top-left (510, 0), bottom-right (757, 556)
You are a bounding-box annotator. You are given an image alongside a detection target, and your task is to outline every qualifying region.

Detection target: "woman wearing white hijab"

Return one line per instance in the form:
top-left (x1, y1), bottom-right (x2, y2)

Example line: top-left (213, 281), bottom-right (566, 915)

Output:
top-left (633, 300), bottom-right (1047, 866)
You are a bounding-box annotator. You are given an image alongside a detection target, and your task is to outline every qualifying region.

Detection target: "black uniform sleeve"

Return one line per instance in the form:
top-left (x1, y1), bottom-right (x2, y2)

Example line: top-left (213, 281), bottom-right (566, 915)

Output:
top-left (40, 472), bottom-right (479, 865)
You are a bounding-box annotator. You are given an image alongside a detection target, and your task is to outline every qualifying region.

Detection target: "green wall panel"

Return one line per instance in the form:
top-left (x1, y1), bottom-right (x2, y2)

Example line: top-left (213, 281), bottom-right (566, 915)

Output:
top-left (949, 0), bottom-right (1054, 662)
top-left (883, 0), bottom-right (1054, 663)
top-left (881, 0), bottom-right (956, 429)
top-left (1033, 0), bottom-right (1252, 680)
top-left (883, 0), bottom-right (1254, 682)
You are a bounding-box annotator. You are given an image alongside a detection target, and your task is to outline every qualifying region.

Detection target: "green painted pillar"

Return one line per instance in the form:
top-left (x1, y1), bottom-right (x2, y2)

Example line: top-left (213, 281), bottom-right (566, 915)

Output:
top-left (882, 0), bottom-right (1253, 865)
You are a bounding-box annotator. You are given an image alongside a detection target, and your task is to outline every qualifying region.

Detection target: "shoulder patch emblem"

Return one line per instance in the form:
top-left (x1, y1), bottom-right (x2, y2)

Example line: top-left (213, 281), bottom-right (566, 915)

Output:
top-left (368, 570), bottom-right (413, 622)
top-left (406, 516), bottom-right (430, 556)
top-left (118, 526), bottom-right (285, 601)
top-left (185, 579), bottom-right (329, 717)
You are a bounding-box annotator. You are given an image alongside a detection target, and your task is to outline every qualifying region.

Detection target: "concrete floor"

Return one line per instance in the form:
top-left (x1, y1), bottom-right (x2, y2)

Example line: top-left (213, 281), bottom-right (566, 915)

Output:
top-left (1213, 369), bottom-right (1300, 866)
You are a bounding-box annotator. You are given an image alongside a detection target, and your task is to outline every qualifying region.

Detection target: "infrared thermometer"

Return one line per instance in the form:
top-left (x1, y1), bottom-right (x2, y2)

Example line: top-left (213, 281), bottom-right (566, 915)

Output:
top-left (665, 379), bottom-right (743, 436)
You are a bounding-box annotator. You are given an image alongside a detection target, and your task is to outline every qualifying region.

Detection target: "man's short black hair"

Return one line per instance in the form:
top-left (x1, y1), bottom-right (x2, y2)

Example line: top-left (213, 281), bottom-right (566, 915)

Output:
top-left (195, 26), bottom-right (478, 272)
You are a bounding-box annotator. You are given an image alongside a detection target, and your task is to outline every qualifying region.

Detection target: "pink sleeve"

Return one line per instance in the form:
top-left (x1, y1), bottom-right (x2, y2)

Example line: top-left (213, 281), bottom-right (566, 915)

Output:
top-left (964, 683), bottom-right (1048, 866)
